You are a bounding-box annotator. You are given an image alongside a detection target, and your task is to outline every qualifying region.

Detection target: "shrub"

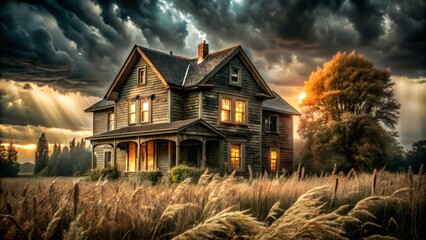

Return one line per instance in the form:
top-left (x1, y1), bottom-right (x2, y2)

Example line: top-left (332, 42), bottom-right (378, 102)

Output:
top-left (137, 170), bottom-right (163, 184)
top-left (170, 165), bottom-right (205, 183)
top-left (87, 166), bottom-right (120, 181)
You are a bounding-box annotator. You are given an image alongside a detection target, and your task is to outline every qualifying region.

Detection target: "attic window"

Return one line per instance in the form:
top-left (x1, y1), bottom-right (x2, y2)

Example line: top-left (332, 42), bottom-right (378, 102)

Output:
top-left (138, 67), bottom-right (147, 85)
top-left (229, 65), bottom-right (241, 86)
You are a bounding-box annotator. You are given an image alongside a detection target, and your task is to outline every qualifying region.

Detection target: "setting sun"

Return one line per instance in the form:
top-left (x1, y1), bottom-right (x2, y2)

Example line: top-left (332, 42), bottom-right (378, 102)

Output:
top-left (298, 92), bottom-right (306, 104)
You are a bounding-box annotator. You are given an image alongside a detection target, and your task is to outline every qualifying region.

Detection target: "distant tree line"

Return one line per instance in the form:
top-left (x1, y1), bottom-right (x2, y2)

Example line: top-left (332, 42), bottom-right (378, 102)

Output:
top-left (34, 133), bottom-right (91, 176)
top-left (0, 142), bottom-right (20, 177)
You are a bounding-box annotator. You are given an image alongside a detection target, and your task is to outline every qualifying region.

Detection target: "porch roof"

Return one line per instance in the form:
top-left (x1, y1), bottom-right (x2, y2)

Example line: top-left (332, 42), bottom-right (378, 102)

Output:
top-left (85, 118), bottom-right (225, 141)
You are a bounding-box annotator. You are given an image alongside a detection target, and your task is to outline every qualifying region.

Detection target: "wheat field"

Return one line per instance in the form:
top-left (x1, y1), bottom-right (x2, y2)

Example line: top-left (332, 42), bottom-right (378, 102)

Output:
top-left (0, 168), bottom-right (425, 240)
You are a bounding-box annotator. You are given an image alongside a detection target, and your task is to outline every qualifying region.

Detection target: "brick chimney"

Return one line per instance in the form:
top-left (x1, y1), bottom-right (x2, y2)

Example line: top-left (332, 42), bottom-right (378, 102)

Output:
top-left (198, 40), bottom-right (209, 63)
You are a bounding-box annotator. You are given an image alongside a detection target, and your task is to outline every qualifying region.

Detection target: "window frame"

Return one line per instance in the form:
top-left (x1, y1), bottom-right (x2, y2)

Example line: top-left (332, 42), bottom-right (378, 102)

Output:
top-left (220, 97), bottom-right (232, 123)
top-left (104, 150), bottom-right (112, 168)
top-left (264, 114), bottom-right (279, 133)
top-left (140, 99), bottom-right (151, 123)
top-left (228, 142), bottom-right (245, 172)
top-left (138, 66), bottom-right (147, 85)
top-left (107, 112), bottom-right (115, 131)
top-left (128, 101), bottom-right (137, 125)
top-left (270, 148), bottom-right (279, 173)
top-left (228, 65), bottom-right (242, 87)
top-left (219, 95), bottom-right (248, 125)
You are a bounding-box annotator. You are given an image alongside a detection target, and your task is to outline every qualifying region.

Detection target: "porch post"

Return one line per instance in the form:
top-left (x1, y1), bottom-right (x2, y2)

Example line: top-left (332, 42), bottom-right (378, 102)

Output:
top-left (136, 138), bottom-right (140, 171)
top-left (113, 140), bottom-right (117, 166)
top-left (176, 141), bottom-right (180, 166)
top-left (201, 139), bottom-right (207, 169)
top-left (91, 143), bottom-right (95, 169)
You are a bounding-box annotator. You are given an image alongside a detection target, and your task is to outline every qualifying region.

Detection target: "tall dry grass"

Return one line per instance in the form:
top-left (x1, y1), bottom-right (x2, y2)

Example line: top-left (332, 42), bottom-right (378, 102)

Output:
top-left (0, 167), bottom-right (424, 239)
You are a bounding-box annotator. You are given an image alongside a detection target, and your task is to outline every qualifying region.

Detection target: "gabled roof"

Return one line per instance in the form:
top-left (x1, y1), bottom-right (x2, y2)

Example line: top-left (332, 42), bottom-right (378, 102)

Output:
top-left (104, 44), bottom-right (274, 100)
top-left (262, 91), bottom-right (301, 115)
top-left (84, 99), bottom-right (114, 112)
top-left (85, 118), bottom-right (225, 140)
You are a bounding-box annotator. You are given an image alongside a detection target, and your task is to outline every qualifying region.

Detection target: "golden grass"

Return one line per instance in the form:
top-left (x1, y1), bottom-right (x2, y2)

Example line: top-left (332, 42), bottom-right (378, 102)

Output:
top-left (0, 168), bottom-right (425, 239)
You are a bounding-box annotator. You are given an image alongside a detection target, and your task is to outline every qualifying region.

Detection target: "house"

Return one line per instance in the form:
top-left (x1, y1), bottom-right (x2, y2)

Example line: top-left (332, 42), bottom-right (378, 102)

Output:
top-left (85, 41), bottom-right (300, 175)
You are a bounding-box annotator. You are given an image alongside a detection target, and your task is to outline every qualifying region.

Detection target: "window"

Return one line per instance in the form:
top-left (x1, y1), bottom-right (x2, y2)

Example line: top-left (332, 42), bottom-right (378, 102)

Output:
top-left (141, 100), bottom-right (150, 123)
top-left (221, 98), bottom-right (231, 122)
top-left (219, 96), bottom-right (247, 124)
top-left (138, 67), bottom-right (147, 85)
top-left (264, 114), bottom-right (279, 133)
top-left (104, 151), bottom-right (112, 167)
top-left (128, 143), bottom-right (136, 171)
top-left (129, 102), bottom-right (136, 124)
top-left (235, 100), bottom-right (245, 123)
top-left (229, 66), bottom-right (241, 86)
top-left (230, 144), bottom-right (242, 170)
top-left (108, 112), bottom-right (115, 131)
top-left (140, 141), bottom-right (155, 170)
top-left (270, 149), bottom-right (278, 172)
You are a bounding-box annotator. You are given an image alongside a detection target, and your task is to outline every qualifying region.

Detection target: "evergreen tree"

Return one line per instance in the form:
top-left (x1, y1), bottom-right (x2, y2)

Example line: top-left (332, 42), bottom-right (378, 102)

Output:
top-left (0, 142), bottom-right (20, 177)
top-left (34, 133), bottom-right (49, 174)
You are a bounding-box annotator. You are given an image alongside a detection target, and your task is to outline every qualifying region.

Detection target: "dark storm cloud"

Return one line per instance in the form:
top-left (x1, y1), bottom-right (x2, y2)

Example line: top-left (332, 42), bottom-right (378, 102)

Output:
top-left (0, 0), bottom-right (189, 96)
top-left (171, 0), bottom-right (425, 83)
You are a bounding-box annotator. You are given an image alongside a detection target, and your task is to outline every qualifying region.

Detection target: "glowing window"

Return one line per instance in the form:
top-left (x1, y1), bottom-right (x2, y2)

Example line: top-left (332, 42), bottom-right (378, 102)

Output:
top-left (270, 150), bottom-right (278, 172)
top-left (129, 102), bottom-right (136, 124)
top-left (221, 98), bottom-right (231, 122)
top-left (141, 101), bottom-right (150, 123)
top-left (230, 144), bottom-right (242, 170)
top-left (235, 100), bottom-right (245, 123)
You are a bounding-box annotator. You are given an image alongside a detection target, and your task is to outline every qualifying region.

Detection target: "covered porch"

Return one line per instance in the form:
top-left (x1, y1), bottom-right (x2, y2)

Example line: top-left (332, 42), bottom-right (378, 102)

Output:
top-left (86, 119), bottom-right (225, 173)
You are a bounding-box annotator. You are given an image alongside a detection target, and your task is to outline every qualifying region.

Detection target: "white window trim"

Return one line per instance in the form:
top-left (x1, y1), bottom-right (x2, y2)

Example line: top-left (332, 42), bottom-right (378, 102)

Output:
top-left (103, 149), bottom-right (113, 168)
top-left (138, 66), bottom-right (147, 85)
top-left (270, 148), bottom-right (279, 172)
top-left (229, 65), bottom-right (242, 87)
top-left (107, 112), bottom-right (115, 131)
top-left (128, 101), bottom-right (137, 125)
top-left (228, 142), bottom-right (245, 172)
top-left (219, 95), bottom-right (248, 125)
top-left (140, 99), bottom-right (152, 123)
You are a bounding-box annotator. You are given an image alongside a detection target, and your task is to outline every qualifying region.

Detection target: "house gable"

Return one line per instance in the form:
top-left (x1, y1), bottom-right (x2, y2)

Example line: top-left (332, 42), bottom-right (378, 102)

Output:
top-left (115, 54), bottom-right (170, 129)
top-left (105, 46), bottom-right (171, 100)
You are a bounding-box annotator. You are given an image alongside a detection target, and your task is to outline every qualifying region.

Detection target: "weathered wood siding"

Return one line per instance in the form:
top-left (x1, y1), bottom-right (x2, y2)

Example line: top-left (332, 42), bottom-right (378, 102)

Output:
top-left (115, 147), bottom-right (127, 171)
top-left (94, 144), bottom-right (114, 169)
top-left (184, 91), bottom-right (200, 119)
top-left (172, 90), bottom-right (184, 121)
top-left (261, 111), bottom-right (294, 173)
top-left (156, 140), bottom-right (170, 172)
top-left (93, 109), bottom-right (113, 135)
top-left (202, 55), bottom-right (264, 173)
top-left (116, 57), bottom-right (169, 129)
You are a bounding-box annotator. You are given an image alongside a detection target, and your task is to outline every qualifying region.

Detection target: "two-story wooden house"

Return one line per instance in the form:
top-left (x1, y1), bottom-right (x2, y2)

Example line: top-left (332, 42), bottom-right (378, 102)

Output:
top-left (85, 41), bottom-right (300, 174)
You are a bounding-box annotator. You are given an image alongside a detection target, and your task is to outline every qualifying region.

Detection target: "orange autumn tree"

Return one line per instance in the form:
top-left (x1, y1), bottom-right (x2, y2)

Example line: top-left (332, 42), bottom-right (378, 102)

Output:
top-left (299, 51), bottom-right (400, 172)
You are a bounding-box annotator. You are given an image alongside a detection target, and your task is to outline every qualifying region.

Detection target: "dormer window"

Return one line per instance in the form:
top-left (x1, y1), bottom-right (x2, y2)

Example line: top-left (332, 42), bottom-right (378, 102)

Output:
top-left (229, 65), bottom-right (241, 86)
top-left (138, 67), bottom-right (147, 85)
top-left (129, 101), bottom-right (136, 124)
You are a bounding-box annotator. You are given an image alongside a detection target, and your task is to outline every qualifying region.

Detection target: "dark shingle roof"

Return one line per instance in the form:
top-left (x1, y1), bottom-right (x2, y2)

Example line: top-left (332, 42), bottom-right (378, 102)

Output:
top-left (84, 99), bottom-right (114, 112)
top-left (138, 46), bottom-right (190, 86)
top-left (86, 118), bottom-right (225, 140)
top-left (262, 91), bottom-right (301, 115)
top-left (138, 45), bottom-right (239, 87)
top-left (184, 46), bottom-right (239, 87)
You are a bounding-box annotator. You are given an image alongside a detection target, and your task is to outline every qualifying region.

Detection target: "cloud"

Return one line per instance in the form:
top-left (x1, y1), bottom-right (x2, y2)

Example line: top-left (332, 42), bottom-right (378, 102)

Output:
top-left (0, 80), bottom-right (98, 130)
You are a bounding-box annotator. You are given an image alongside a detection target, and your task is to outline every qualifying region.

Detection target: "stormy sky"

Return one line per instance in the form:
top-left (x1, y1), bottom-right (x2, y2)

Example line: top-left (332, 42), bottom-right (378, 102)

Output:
top-left (0, 0), bottom-right (425, 162)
